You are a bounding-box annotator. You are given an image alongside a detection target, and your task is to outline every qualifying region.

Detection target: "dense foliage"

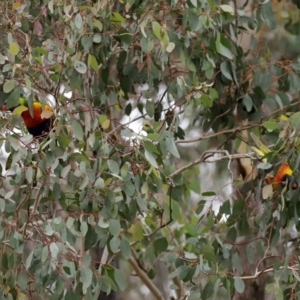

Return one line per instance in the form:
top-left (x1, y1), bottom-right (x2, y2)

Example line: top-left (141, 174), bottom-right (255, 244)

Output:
top-left (1, 0), bottom-right (300, 299)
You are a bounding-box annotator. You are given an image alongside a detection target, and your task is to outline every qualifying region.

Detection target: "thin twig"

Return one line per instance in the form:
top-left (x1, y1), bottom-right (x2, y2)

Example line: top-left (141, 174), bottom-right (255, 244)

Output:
top-left (32, 177), bottom-right (47, 215)
top-left (98, 246), bottom-right (109, 275)
top-left (175, 122), bottom-right (261, 144)
top-left (235, 264), bottom-right (299, 281)
top-left (168, 150), bottom-right (256, 179)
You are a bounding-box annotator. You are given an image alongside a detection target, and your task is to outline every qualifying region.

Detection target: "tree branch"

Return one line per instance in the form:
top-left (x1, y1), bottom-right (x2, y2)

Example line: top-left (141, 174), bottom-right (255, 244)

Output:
top-left (98, 246), bottom-right (109, 275)
top-left (128, 254), bottom-right (165, 300)
top-left (175, 122), bottom-right (261, 144)
top-left (234, 264), bottom-right (299, 281)
top-left (32, 177), bottom-right (47, 215)
top-left (168, 150), bottom-right (256, 179)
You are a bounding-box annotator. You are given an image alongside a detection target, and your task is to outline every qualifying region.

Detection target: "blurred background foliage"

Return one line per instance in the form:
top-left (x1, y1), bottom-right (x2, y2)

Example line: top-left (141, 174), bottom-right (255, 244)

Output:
top-left (0, 0), bottom-right (300, 299)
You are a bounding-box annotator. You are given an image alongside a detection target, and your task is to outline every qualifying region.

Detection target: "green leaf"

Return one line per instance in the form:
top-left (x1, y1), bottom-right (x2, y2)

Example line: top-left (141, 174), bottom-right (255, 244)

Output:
top-left (82, 255), bottom-right (91, 267)
top-left (216, 32), bottom-right (233, 59)
top-left (74, 60), bottom-right (87, 74)
top-left (227, 227), bottom-right (237, 241)
top-left (177, 265), bottom-right (189, 281)
top-left (109, 236), bottom-right (120, 253)
top-left (65, 291), bottom-right (82, 300)
top-left (220, 61), bottom-right (233, 81)
top-left (202, 191), bottom-right (216, 196)
top-left (136, 194), bottom-right (148, 211)
top-left (146, 100), bottom-right (155, 117)
top-left (129, 221), bottom-right (144, 241)
top-left (166, 42), bottom-right (175, 53)
top-left (75, 13), bottom-right (83, 29)
top-left (107, 159), bottom-right (120, 174)
top-left (4, 190), bottom-right (14, 201)
top-left (80, 266), bottom-right (93, 293)
top-left (265, 283), bottom-right (275, 294)
top-left (144, 141), bottom-right (159, 154)
top-left (263, 119), bottom-right (278, 132)
top-left (9, 42), bottom-right (20, 55)
top-left (17, 272), bottom-right (28, 290)
top-left (190, 0), bottom-right (197, 7)
top-left (25, 251), bottom-right (34, 270)
top-left (201, 281), bottom-right (214, 299)
top-left (165, 135), bottom-right (180, 158)
top-left (237, 216), bottom-right (249, 235)
top-left (99, 114), bottom-right (110, 129)
top-left (220, 4), bottom-right (234, 14)
top-left (213, 278), bottom-right (221, 299)
top-left (98, 217), bottom-right (110, 228)
top-left (94, 177), bottom-right (105, 188)
top-left (260, 1), bottom-right (276, 29)
top-left (71, 120), bottom-right (84, 140)
top-left (88, 54), bottom-right (98, 71)
top-left (152, 21), bottom-right (162, 40)
top-left (125, 103), bottom-right (132, 115)
top-left (196, 200), bottom-right (207, 214)
top-left (109, 219), bottom-right (121, 236)
top-left (219, 200), bottom-right (230, 215)
top-left (257, 162), bottom-right (272, 170)
top-left (124, 180), bottom-right (135, 197)
top-left (13, 105), bottom-right (28, 116)
top-left (93, 34), bottom-right (102, 43)
top-left (114, 269), bottom-right (127, 291)
top-left (232, 252), bottom-right (243, 274)
top-left (93, 19), bottom-right (103, 31)
top-left (234, 277), bottom-right (245, 293)
top-left (145, 149), bottom-right (158, 168)
top-left (6, 86), bottom-right (21, 108)
top-left (141, 37), bottom-right (154, 53)
top-left (119, 32), bottom-right (133, 46)
top-left (25, 166), bottom-right (33, 184)
top-left (3, 80), bottom-right (16, 93)
top-left (245, 242), bottom-right (255, 264)
top-left (50, 242), bottom-right (59, 259)
top-left (41, 246), bottom-right (48, 263)
top-left (275, 288), bottom-right (284, 300)
top-left (57, 135), bottom-right (71, 150)
top-left (110, 12), bottom-right (126, 24)
top-left (243, 94), bottom-right (253, 112)
top-left (80, 221), bottom-right (88, 236)
top-left (290, 111), bottom-right (300, 129)
top-left (153, 237), bottom-right (168, 254)
top-left (120, 238), bottom-right (131, 259)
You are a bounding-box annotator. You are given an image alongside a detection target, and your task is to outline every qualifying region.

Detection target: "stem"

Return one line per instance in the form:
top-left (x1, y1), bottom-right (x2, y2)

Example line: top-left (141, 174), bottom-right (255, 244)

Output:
top-left (168, 150), bottom-right (256, 178)
top-left (128, 255), bottom-right (165, 300)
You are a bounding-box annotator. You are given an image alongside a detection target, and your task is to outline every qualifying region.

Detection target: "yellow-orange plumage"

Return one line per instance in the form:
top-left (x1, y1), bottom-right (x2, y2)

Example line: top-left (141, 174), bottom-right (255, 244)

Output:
top-left (265, 162), bottom-right (298, 190)
top-left (21, 103), bottom-right (53, 129)
top-left (3, 98), bottom-right (54, 137)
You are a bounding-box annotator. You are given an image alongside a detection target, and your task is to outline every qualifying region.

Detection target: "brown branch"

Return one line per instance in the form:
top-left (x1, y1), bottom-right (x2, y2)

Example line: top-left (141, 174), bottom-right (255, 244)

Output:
top-left (168, 150), bottom-right (256, 179)
top-left (235, 264), bottom-right (299, 281)
top-left (175, 122), bottom-right (261, 144)
top-left (128, 254), bottom-right (165, 300)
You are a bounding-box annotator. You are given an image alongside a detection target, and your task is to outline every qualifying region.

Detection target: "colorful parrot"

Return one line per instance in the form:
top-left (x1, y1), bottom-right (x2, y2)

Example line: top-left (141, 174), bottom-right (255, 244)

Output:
top-left (265, 162), bottom-right (299, 190)
top-left (250, 133), bottom-right (298, 190)
top-left (3, 97), bottom-right (54, 137)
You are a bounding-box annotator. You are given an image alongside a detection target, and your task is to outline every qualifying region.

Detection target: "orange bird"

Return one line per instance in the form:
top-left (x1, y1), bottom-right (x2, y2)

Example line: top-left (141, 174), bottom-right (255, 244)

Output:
top-left (250, 133), bottom-right (298, 191)
top-left (265, 162), bottom-right (298, 190)
top-left (3, 97), bottom-right (54, 137)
